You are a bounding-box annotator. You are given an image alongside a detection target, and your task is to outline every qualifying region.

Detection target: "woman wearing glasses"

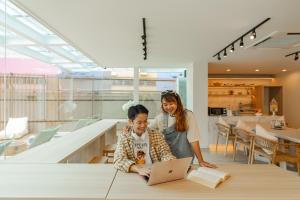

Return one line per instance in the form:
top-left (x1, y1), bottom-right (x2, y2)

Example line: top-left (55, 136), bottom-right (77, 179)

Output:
top-left (149, 90), bottom-right (216, 168)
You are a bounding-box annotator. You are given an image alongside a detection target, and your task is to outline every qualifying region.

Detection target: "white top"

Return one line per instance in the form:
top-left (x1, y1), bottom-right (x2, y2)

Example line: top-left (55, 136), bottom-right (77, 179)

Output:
top-left (150, 111), bottom-right (200, 143)
top-left (132, 130), bottom-right (152, 165)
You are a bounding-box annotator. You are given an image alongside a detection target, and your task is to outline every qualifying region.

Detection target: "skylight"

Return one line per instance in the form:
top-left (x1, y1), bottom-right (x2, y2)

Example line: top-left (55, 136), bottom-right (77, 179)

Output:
top-left (0, 0), bottom-right (102, 76)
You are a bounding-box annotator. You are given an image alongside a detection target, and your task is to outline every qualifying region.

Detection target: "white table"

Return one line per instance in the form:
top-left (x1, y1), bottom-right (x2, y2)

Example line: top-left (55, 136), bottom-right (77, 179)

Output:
top-left (259, 123), bottom-right (300, 143)
top-left (4, 119), bottom-right (118, 163)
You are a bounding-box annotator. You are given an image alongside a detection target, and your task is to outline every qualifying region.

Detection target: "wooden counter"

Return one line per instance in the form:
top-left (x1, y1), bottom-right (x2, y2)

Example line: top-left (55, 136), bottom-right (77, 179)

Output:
top-left (107, 164), bottom-right (300, 200)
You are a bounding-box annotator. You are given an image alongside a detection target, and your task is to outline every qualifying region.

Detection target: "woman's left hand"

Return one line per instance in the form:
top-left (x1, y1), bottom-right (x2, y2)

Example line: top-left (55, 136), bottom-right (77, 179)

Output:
top-left (199, 161), bottom-right (217, 168)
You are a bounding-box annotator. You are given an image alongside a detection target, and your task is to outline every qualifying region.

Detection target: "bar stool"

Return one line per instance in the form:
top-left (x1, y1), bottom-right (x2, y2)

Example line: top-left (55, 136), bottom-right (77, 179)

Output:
top-left (102, 144), bottom-right (116, 163)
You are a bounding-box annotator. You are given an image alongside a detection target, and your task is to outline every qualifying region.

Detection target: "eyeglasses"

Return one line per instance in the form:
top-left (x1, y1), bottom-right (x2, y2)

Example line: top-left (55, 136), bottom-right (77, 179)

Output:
top-left (161, 90), bottom-right (178, 96)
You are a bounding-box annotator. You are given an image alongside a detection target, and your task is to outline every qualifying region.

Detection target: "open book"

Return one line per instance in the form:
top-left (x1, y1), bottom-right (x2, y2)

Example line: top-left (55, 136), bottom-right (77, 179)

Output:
top-left (186, 167), bottom-right (230, 189)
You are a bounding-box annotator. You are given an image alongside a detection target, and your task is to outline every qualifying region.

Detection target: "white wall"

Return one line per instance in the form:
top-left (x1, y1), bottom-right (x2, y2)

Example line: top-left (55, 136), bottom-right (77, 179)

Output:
top-left (275, 69), bottom-right (300, 128)
top-left (187, 61), bottom-right (209, 148)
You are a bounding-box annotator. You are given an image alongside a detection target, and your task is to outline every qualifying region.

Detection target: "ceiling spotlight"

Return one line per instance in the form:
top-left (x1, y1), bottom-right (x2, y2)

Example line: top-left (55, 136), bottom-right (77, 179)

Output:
top-left (295, 53), bottom-right (299, 61)
top-left (212, 18), bottom-right (270, 60)
top-left (217, 53), bottom-right (221, 60)
top-left (230, 44), bottom-right (235, 52)
top-left (239, 38), bottom-right (244, 47)
top-left (281, 69), bottom-right (287, 72)
top-left (223, 49), bottom-right (227, 57)
top-left (226, 69), bottom-right (231, 72)
top-left (250, 30), bottom-right (256, 40)
top-left (255, 69), bottom-right (260, 72)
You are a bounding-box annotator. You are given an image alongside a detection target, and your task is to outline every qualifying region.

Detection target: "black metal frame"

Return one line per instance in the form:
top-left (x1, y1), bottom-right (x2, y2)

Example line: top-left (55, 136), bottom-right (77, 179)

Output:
top-left (141, 18), bottom-right (147, 60)
top-left (213, 18), bottom-right (271, 60)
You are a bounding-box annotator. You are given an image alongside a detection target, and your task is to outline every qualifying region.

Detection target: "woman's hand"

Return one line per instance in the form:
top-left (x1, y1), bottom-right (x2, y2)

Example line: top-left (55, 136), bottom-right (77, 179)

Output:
top-left (199, 161), bottom-right (217, 168)
top-left (122, 125), bottom-right (131, 134)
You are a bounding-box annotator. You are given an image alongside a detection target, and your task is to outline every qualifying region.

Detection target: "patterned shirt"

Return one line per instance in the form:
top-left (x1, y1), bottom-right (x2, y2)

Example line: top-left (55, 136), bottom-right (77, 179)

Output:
top-left (114, 128), bottom-right (176, 172)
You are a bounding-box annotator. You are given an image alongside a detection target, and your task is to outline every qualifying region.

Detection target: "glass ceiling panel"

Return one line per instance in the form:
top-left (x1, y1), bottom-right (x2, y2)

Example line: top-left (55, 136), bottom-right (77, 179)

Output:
top-left (5, 0), bottom-right (27, 16)
top-left (27, 46), bottom-right (48, 52)
top-left (16, 16), bottom-right (54, 35)
top-left (0, 26), bottom-right (17, 37)
top-left (0, 0), bottom-right (101, 76)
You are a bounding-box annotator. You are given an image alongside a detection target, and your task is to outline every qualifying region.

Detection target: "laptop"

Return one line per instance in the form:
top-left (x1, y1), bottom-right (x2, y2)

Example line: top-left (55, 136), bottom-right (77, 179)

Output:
top-left (143, 157), bottom-right (192, 186)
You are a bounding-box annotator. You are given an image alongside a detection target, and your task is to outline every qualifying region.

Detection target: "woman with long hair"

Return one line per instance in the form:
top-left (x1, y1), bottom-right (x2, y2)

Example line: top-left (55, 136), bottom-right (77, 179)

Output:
top-left (150, 90), bottom-right (216, 168)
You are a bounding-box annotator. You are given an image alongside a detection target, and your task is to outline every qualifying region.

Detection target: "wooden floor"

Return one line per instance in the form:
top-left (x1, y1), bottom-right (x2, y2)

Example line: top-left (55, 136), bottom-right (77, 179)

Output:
top-left (201, 144), bottom-right (249, 164)
top-left (201, 144), bottom-right (298, 174)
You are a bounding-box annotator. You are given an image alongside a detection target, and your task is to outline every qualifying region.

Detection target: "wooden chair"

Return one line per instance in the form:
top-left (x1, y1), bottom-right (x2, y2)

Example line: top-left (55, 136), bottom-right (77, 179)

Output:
top-left (215, 123), bottom-right (235, 156)
top-left (232, 127), bottom-right (255, 164)
top-left (251, 135), bottom-right (300, 176)
top-left (102, 144), bottom-right (116, 163)
top-left (250, 134), bottom-right (278, 164)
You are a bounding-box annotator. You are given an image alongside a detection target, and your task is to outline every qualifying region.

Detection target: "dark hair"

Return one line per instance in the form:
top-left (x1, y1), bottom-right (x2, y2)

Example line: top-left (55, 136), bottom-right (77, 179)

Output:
top-left (161, 91), bottom-right (187, 132)
top-left (128, 104), bottom-right (149, 120)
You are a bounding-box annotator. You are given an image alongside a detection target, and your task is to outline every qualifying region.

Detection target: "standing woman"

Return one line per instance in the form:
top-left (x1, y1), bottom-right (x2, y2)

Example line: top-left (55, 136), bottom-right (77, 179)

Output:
top-left (150, 90), bottom-right (216, 168)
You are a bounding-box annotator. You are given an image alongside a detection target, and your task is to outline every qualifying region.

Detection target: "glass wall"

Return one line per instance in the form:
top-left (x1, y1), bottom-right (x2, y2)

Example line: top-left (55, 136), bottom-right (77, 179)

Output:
top-left (0, 0), bottom-right (186, 158)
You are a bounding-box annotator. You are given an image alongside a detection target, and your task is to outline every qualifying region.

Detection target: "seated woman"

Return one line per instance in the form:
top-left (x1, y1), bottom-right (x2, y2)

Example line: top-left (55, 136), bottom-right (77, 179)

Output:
top-left (114, 104), bottom-right (175, 177)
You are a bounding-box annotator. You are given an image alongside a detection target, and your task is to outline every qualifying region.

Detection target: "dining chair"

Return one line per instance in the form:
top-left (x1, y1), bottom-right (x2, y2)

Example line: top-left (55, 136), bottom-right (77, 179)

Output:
top-left (0, 140), bottom-right (12, 155)
top-left (251, 135), bottom-right (300, 176)
top-left (250, 134), bottom-right (278, 164)
top-left (232, 127), bottom-right (255, 164)
top-left (215, 123), bottom-right (235, 155)
top-left (0, 117), bottom-right (28, 140)
top-left (29, 126), bottom-right (61, 148)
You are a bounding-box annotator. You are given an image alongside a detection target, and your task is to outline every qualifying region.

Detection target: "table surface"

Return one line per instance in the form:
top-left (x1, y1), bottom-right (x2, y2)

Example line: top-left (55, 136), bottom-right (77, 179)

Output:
top-left (107, 164), bottom-right (300, 200)
top-left (0, 164), bottom-right (117, 200)
top-left (259, 123), bottom-right (300, 143)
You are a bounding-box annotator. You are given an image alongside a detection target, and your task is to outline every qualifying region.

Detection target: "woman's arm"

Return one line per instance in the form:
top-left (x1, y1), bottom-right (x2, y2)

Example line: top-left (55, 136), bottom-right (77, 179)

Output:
top-left (191, 141), bottom-right (217, 168)
top-left (149, 115), bottom-right (159, 130)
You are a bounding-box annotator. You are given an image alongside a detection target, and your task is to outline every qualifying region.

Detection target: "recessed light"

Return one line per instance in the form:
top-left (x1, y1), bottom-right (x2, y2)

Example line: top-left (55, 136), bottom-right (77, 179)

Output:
top-left (281, 69), bottom-right (287, 72)
top-left (226, 69), bottom-right (231, 72)
top-left (255, 69), bottom-right (260, 72)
